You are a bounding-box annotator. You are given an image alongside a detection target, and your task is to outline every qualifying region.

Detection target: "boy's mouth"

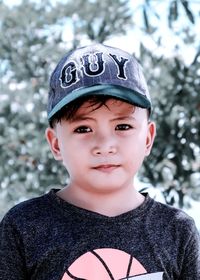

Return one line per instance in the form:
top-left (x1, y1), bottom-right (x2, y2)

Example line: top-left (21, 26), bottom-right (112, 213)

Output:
top-left (93, 164), bottom-right (120, 173)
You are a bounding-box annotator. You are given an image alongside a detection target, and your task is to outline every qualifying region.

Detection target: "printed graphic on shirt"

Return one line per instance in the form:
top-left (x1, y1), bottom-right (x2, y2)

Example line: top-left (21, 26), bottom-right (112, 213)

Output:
top-left (61, 248), bottom-right (163, 279)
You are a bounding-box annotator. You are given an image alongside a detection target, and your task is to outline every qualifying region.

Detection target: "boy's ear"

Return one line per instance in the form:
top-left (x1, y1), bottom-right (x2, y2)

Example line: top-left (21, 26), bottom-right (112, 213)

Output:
top-left (45, 127), bottom-right (62, 161)
top-left (145, 121), bottom-right (156, 156)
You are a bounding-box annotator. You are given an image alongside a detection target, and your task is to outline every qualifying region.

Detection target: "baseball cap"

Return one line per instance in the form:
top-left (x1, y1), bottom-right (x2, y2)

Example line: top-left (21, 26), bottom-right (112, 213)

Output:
top-left (47, 44), bottom-right (151, 120)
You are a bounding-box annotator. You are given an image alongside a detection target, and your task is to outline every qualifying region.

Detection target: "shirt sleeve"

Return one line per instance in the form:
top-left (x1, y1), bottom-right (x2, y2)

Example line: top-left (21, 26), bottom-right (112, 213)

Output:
top-left (0, 213), bottom-right (28, 280)
top-left (179, 219), bottom-right (200, 279)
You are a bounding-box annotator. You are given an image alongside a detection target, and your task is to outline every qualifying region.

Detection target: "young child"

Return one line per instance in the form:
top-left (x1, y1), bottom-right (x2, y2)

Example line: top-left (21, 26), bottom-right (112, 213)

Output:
top-left (0, 44), bottom-right (199, 280)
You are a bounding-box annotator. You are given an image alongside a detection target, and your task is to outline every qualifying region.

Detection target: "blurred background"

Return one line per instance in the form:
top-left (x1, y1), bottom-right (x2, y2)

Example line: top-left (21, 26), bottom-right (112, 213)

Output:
top-left (0, 0), bottom-right (199, 228)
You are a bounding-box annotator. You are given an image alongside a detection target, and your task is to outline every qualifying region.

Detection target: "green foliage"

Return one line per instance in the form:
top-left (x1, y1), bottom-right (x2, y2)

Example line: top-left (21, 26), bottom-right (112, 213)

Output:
top-left (0, 0), bottom-right (199, 216)
top-left (139, 45), bottom-right (200, 208)
top-left (66, 0), bottom-right (133, 43)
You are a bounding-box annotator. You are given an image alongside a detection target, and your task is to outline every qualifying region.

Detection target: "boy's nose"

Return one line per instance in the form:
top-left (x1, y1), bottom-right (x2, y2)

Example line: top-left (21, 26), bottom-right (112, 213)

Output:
top-left (92, 144), bottom-right (117, 156)
top-left (92, 136), bottom-right (117, 156)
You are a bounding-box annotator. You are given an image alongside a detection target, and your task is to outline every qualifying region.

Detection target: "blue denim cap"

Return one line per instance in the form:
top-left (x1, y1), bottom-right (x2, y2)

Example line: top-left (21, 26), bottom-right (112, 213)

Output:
top-left (47, 44), bottom-right (151, 120)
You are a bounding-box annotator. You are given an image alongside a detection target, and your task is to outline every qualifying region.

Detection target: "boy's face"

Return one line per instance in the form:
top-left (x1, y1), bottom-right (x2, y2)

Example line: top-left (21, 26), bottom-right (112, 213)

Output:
top-left (46, 99), bottom-right (156, 194)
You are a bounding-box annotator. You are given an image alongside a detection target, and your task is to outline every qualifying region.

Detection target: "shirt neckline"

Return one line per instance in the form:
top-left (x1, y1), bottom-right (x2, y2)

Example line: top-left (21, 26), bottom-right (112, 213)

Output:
top-left (46, 188), bottom-right (154, 222)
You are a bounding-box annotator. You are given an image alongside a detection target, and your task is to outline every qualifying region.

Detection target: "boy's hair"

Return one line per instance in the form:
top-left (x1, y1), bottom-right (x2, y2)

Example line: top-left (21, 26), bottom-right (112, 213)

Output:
top-left (49, 95), bottom-right (111, 128)
top-left (49, 95), bottom-right (149, 129)
top-left (47, 44), bottom-right (152, 123)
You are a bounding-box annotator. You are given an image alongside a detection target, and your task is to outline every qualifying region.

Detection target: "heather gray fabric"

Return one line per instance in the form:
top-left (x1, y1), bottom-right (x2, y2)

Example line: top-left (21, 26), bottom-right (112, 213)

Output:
top-left (0, 189), bottom-right (200, 280)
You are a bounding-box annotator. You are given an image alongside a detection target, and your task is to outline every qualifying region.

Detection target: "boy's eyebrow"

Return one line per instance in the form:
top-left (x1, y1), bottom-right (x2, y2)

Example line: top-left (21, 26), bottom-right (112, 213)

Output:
top-left (111, 116), bottom-right (136, 121)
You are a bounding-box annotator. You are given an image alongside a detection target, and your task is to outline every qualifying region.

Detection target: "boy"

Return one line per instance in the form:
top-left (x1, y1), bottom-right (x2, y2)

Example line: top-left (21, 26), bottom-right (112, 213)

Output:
top-left (0, 44), bottom-right (199, 280)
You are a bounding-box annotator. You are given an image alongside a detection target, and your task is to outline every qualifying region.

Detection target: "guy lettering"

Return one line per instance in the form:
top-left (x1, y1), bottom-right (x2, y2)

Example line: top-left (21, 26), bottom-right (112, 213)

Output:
top-left (60, 52), bottom-right (129, 88)
top-left (82, 52), bottom-right (104, 76)
top-left (60, 62), bottom-right (77, 87)
top-left (109, 54), bottom-right (128, 79)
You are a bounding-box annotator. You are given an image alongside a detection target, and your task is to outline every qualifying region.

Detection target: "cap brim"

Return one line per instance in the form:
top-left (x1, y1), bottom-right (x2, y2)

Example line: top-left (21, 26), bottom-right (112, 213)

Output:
top-left (48, 84), bottom-right (151, 120)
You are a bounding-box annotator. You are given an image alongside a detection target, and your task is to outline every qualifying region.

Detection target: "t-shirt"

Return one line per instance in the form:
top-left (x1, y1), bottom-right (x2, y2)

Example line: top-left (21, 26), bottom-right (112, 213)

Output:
top-left (0, 189), bottom-right (199, 280)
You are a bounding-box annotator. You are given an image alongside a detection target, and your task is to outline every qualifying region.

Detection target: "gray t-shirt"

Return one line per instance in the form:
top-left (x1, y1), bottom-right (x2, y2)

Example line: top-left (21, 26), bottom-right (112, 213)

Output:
top-left (0, 189), bottom-right (200, 280)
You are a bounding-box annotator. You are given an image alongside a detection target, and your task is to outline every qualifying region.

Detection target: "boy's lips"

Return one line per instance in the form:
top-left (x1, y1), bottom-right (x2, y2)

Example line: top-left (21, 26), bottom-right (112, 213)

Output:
top-left (92, 164), bottom-right (121, 173)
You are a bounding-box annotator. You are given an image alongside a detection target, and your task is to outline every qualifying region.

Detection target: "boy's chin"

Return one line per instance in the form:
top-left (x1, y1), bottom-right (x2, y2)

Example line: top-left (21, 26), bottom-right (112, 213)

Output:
top-left (84, 179), bottom-right (133, 194)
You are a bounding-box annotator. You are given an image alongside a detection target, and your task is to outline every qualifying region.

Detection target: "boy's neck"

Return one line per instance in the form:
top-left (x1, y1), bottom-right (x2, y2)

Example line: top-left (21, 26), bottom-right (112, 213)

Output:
top-left (56, 183), bottom-right (145, 217)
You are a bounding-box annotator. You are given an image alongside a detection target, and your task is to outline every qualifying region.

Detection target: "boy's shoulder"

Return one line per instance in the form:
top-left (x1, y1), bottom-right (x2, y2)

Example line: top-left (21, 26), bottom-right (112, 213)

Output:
top-left (1, 190), bottom-right (53, 227)
top-left (149, 196), bottom-right (197, 233)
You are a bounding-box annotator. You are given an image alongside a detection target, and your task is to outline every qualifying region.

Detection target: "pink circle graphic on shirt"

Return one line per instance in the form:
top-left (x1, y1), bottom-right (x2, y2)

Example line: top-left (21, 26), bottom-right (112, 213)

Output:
top-left (61, 248), bottom-right (152, 279)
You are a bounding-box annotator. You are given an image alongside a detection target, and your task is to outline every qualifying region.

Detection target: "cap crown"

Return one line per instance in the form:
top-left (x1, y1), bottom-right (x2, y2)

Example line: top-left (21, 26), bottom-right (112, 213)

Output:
top-left (48, 44), bottom-right (151, 119)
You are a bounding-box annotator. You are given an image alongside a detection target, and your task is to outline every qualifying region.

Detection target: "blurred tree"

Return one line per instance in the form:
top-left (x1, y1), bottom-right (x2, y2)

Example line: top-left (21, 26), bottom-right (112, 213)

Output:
top-left (0, 0), bottom-right (199, 217)
top-left (67, 0), bottom-right (132, 43)
top-left (134, 0), bottom-right (200, 208)
top-left (139, 45), bottom-right (200, 208)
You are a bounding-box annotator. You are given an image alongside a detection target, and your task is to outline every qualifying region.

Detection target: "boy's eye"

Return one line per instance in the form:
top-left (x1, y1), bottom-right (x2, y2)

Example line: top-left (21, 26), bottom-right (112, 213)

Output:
top-left (74, 126), bottom-right (92, 133)
top-left (116, 124), bottom-right (133, 130)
